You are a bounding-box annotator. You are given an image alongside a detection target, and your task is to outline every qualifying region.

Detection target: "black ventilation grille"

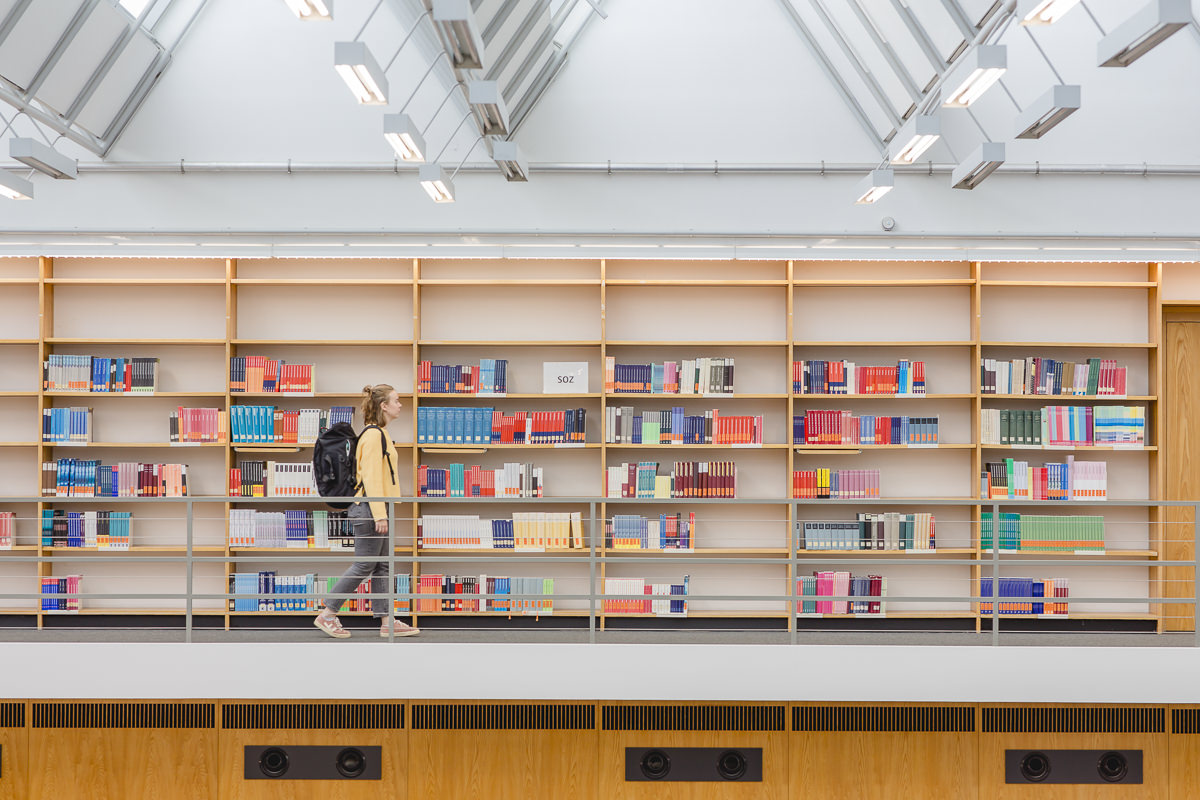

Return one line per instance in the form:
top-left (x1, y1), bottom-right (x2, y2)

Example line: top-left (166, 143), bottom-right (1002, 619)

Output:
top-left (0, 703), bottom-right (24, 728)
top-left (412, 704), bottom-right (593, 730)
top-left (984, 707), bottom-right (1164, 733)
top-left (222, 703), bottom-right (403, 730)
top-left (602, 705), bottom-right (785, 732)
top-left (794, 706), bottom-right (975, 732)
top-left (1173, 709), bottom-right (1200, 734)
top-left (33, 702), bottom-right (214, 729)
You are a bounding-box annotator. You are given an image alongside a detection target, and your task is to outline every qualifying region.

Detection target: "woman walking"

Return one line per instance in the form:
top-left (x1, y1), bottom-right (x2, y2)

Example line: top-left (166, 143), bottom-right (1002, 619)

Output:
top-left (315, 383), bottom-right (420, 638)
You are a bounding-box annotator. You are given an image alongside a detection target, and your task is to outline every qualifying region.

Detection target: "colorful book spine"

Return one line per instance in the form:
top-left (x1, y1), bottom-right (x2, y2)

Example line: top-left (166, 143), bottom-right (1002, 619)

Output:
top-left (792, 360), bottom-right (925, 395)
top-left (603, 576), bottom-right (688, 615)
top-left (799, 513), bottom-right (935, 551)
top-left (606, 512), bottom-right (696, 550)
top-left (980, 357), bottom-right (1127, 396)
top-left (230, 357), bottom-right (314, 393)
top-left (793, 411), bottom-right (939, 445)
top-left (417, 511), bottom-right (583, 550)
top-left (605, 461), bottom-right (737, 499)
top-left (606, 357), bottom-right (733, 394)
top-left (980, 576), bottom-right (1068, 615)
top-left (791, 469), bottom-right (881, 499)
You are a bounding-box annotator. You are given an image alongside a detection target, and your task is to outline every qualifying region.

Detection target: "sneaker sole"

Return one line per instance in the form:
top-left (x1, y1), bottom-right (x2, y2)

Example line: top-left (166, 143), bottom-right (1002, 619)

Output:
top-left (314, 616), bottom-right (351, 639)
top-left (380, 628), bottom-right (421, 638)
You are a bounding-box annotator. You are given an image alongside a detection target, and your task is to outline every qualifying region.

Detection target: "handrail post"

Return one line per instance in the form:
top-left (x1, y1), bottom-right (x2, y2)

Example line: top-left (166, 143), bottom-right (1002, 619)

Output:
top-left (991, 501), bottom-right (1000, 647)
top-left (387, 499), bottom-right (396, 642)
top-left (790, 499), bottom-right (798, 646)
top-left (588, 500), bottom-right (596, 644)
top-left (185, 498), bottom-right (194, 643)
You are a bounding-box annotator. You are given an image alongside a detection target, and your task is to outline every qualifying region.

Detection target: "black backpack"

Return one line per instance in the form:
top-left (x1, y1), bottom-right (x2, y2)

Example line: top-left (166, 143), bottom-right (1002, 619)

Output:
top-left (313, 423), bottom-right (394, 510)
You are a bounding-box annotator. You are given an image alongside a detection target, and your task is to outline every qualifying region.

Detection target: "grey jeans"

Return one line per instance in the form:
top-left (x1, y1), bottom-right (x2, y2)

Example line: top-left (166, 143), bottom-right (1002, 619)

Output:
top-left (324, 502), bottom-right (392, 618)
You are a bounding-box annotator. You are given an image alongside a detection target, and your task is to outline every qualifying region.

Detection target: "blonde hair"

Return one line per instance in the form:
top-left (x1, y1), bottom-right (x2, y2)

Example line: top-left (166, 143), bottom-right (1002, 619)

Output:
top-left (361, 383), bottom-right (396, 427)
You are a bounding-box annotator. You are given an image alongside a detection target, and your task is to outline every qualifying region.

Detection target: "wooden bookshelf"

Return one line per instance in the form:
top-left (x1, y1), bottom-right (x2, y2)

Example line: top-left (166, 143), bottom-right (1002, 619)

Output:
top-left (0, 256), bottom-right (1165, 632)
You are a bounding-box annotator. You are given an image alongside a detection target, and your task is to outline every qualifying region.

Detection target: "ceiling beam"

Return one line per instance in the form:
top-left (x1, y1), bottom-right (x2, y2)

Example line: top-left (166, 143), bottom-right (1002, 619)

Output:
top-left (776, 0), bottom-right (885, 146)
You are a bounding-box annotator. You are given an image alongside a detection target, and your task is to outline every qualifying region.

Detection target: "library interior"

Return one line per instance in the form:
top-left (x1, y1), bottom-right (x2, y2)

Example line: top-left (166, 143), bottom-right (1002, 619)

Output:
top-left (1, 0), bottom-right (1200, 797)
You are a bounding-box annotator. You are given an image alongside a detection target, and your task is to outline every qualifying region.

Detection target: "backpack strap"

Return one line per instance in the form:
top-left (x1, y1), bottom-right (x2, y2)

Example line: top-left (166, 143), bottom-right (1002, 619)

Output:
top-left (355, 424), bottom-right (397, 496)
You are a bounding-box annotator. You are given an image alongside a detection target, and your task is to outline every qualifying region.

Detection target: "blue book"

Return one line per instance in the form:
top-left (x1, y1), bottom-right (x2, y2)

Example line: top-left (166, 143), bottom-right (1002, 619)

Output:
top-left (451, 407), bottom-right (465, 443)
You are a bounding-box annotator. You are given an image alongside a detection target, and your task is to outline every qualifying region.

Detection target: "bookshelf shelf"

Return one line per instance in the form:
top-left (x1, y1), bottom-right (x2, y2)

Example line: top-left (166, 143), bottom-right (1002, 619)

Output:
top-left (606, 548), bottom-right (789, 556)
top-left (232, 278), bottom-right (413, 286)
top-left (793, 443), bottom-right (975, 450)
top-left (45, 338), bottom-right (227, 346)
top-left (979, 280), bottom-right (1157, 288)
top-left (605, 340), bottom-right (788, 347)
top-left (797, 548), bottom-right (974, 556)
top-left (0, 257), bottom-right (1165, 632)
top-left (981, 550), bottom-right (1158, 558)
top-left (980, 445), bottom-right (1156, 452)
top-left (793, 393), bottom-right (971, 400)
top-left (604, 279), bottom-right (789, 287)
top-left (231, 339), bottom-right (412, 347)
top-left (43, 546), bottom-right (226, 553)
top-left (419, 340), bottom-right (603, 347)
top-left (45, 391), bottom-right (227, 398)
top-left (607, 443), bottom-right (789, 450)
top-left (607, 393), bottom-right (787, 399)
top-left (980, 341), bottom-right (1157, 349)
top-left (44, 278), bottom-right (227, 285)
top-left (417, 548), bottom-right (589, 555)
top-left (794, 340), bottom-right (976, 347)
top-left (795, 279), bottom-right (978, 287)
top-left (420, 443), bottom-right (601, 450)
top-left (984, 394), bottom-right (1157, 401)
top-left (44, 442), bottom-right (225, 448)
top-left (420, 393), bottom-right (604, 399)
top-left (419, 278), bottom-right (602, 286)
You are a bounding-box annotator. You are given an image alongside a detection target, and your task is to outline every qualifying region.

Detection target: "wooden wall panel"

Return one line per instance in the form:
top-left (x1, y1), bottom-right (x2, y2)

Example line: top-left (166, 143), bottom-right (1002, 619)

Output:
top-left (1163, 317), bottom-right (1200, 630)
top-left (217, 729), bottom-right (406, 800)
top-left (978, 733), bottom-right (1167, 800)
top-left (598, 731), bottom-right (787, 800)
top-left (408, 729), bottom-right (596, 800)
top-left (28, 727), bottom-right (216, 800)
top-left (792, 731), bottom-right (976, 800)
top-left (0, 728), bottom-right (27, 800)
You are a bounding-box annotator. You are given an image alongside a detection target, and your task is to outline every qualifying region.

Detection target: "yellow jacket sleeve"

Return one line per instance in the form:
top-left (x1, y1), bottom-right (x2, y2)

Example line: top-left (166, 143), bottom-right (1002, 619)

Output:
top-left (356, 426), bottom-right (400, 520)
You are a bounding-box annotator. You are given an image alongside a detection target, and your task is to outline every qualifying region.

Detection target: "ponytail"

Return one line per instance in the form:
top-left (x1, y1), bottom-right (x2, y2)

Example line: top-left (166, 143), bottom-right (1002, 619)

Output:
top-left (361, 383), bottom-right (395, 427)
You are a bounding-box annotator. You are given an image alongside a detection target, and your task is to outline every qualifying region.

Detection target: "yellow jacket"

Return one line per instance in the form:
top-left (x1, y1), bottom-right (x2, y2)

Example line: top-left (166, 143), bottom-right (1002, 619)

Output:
top-left (356, 425), bottom-right (401, 520)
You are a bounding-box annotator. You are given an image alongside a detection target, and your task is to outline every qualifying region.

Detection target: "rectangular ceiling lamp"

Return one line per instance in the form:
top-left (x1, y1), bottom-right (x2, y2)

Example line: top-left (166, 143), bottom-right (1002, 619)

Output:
top-left (0, 171), bottom-right (34, 200)
top-left (1014, 84), bottom-right (1081, 139)
top-left (1019, 0), bottom-right (1080, 25)
top-left (942, 45), bottom-right (1007, 107)
top-left (487, 138), bottom-right (529, 182)
top-left (334, 41), bottom-right (388, 104)
top-left (952, 142), bottom-right (1005, 190)
top-left (384, 113), bottom-right (426, 162)
top-left (854, 169), bottom-right (894, 205)
top-left (419, 164), bottom-right (455, 203)
top-left (1098, 0), bottom-right (1190, 67)
top-left (283, 0), bottom-right (332, 20)
top-left (889, 114), bottom-right (940, 165)
top-left (9, 138), bottom-right (76, 179)
top-left (467, 80), bottom-right (510, 136)
top-left (432, 0), bottom-right (486, 70)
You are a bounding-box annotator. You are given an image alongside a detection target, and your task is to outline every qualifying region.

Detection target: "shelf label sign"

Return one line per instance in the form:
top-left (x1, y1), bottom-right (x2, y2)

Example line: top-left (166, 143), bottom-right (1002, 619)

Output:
top-left (544, 361), bottom-right (588, 394)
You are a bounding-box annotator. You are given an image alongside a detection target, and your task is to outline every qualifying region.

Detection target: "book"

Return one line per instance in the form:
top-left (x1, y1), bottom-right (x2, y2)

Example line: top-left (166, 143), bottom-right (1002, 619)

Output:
top-left (793, 411), bottom-right (939, 445)
top-left (793, 360), bottom-right (926, 395)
